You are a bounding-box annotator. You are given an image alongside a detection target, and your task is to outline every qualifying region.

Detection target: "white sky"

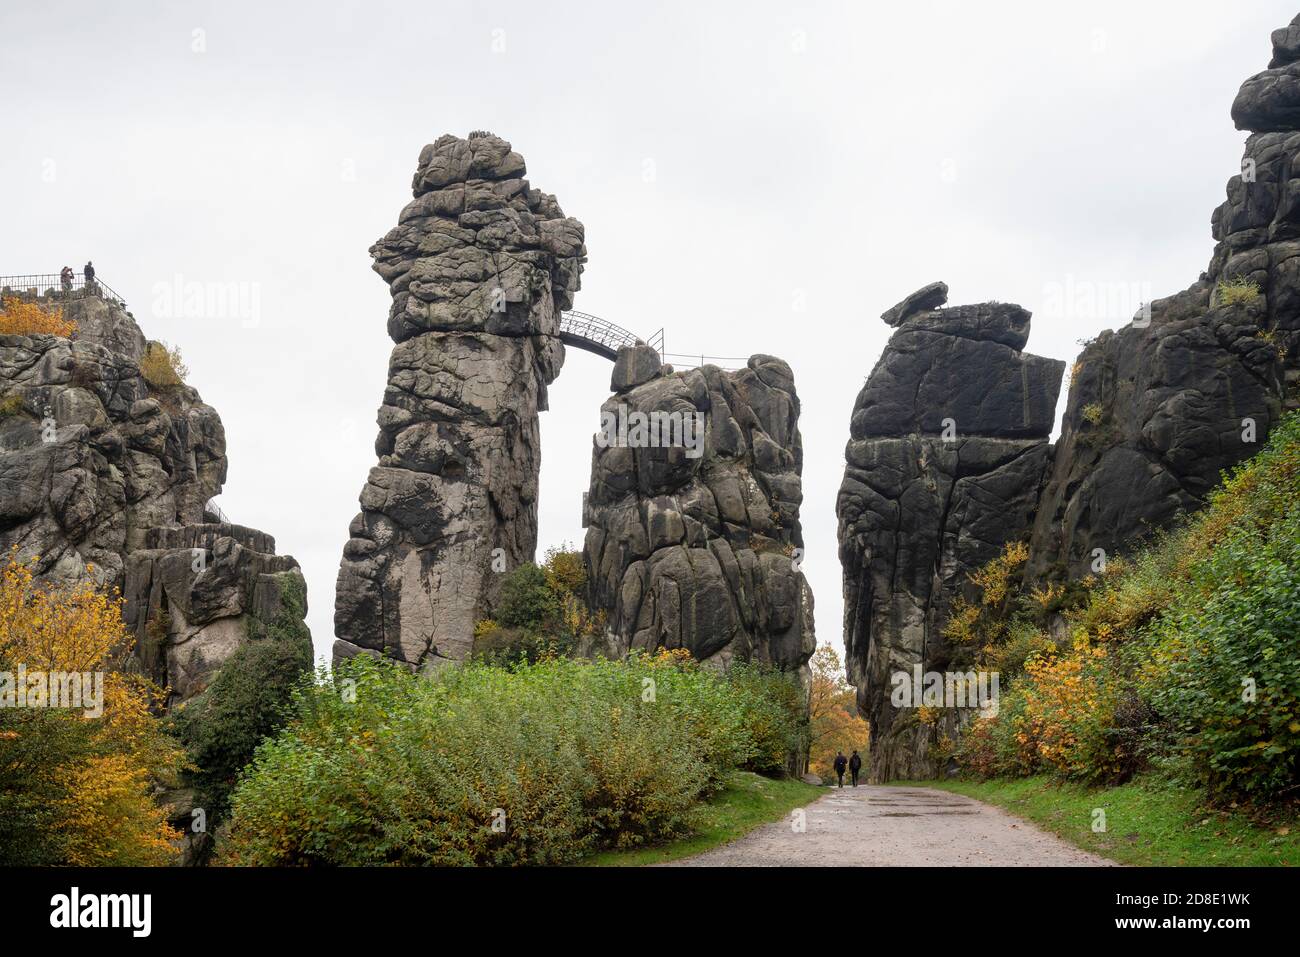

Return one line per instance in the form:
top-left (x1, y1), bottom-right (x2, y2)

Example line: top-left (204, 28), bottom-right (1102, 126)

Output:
top-left (1, 0), bottom-right (1290, 664)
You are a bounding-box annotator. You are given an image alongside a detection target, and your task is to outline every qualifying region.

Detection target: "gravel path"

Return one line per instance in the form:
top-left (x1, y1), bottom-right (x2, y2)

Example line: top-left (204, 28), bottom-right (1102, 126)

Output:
top-left (668, 784), bottom-right (1116, 866)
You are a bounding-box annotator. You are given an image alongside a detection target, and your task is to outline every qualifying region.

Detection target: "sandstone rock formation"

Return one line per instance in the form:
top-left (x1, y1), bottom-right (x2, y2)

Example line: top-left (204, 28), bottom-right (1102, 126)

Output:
top-left (842, 17), bottom-right (1299, 781)
top-left (583, 347), bottom-right (815, 674)
top-left (123, 523), bottom-right (307, 703)
top-left (1025, 20), bottom-right (1296, 581)
top-left (0, 297), bottom-right (223, 588)
top-left (0, 292), bottom-right (310, 707)
top-left (837, 287), bottom-right (1063, 781)
top-left (1024, 282), bottom-right (1282, 581)
top-left (334, 133), bottom-right (586, 668)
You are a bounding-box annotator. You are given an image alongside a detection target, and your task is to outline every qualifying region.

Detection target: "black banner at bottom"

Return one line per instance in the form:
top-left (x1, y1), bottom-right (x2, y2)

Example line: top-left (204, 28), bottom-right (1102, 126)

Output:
top-left (0, 865), bottom-right (1283, 945)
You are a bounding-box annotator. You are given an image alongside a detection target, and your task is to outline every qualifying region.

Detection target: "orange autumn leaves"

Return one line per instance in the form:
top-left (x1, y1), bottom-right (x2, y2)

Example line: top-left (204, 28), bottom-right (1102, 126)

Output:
top-left (0, 553), bottom-right (183, 865)
top-left (0, 296), bottom-right (77, 338)
top-left (808, 644), bottom-right (869, 780)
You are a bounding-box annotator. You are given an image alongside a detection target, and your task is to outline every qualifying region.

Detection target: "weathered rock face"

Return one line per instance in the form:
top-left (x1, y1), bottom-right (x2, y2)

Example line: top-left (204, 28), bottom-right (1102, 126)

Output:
top-left (837, 287), bottom-right (1064, 782)
top-left (1024, 282), bottom-right (1282, 581)
top-left (583, 349), bottom-right (815, 674)
top-left (0, 293), bottom-right (309, 707)
top-left (843, 18), bottom-right (1300, 782)
top-left (123, 523), bottom-right (307, 704)
top-left (1026, 21), bottom-right (1297, 582)
top-left (0, 299), bottom-right (224, 588)
top-left (334, 133), bottom-right (586, 668)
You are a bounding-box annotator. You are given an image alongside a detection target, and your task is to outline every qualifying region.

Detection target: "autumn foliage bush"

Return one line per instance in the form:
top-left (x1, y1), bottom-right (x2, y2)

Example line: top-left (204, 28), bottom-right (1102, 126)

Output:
top-left (0, 554), bottom-right (183, 865)
top-left (139, 340), bottom-right (188, 388)
top-left (0, 296), bottom-right (76, 338)
top-left (472, 546), bottom-right (605, 662)
top-left (807, 644), bottom-right (869, 781)
top-left (956, 412), bottom-right (1300, 801)
top-left (222, 650), bottom-right (806, 865)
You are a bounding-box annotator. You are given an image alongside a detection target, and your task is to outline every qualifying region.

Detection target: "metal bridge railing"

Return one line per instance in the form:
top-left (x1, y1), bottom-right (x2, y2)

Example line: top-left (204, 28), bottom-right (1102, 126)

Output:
top-left (662, 351), bottom-right (747, 372)
top-left (204, 498), bottom-right (231, 525)
top-left (558, 310), bottom-right (643, 354)
top-left (559, 310), bottom-right (744, 370)
top-left (0, 273), bottom-right (127, 308)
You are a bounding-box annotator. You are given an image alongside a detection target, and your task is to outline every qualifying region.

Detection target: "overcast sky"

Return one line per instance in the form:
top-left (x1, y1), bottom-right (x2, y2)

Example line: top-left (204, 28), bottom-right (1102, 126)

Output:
top-left (1, 0), bottom-right (1292, 663)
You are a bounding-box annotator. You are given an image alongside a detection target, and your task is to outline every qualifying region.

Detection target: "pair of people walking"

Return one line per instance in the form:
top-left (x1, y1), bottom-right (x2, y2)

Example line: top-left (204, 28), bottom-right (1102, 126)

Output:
top-left (833, 750), bottom-right (862, 787)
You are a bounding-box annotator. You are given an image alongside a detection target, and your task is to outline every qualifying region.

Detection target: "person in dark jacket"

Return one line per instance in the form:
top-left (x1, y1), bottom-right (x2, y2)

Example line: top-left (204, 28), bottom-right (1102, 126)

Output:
top-left (849, 750), bottom-right (863, 786)
top-left (84, 261), bottom-right (95, 283)
top-left (833, 751), bottom-right (847, 788)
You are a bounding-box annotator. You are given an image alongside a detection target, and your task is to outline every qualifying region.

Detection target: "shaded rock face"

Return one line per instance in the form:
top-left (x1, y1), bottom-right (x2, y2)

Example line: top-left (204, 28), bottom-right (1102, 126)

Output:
top-left (1027, 22), bottom-right (1297, 582)
top-left (843, 19), bottom-right (1300, 782)
top-left (838, 291), bottom-right (1063, 782)
top-left (583, 350), bottom-right (815, 673)
top-left (123, 523), bottom-right (307, 705)
top-left (334, 133), bottom-right (586, 668)
top-left (1024, 283), bottom-right (1282, 581)
top-left (0, 294), bottom-right (309, 707)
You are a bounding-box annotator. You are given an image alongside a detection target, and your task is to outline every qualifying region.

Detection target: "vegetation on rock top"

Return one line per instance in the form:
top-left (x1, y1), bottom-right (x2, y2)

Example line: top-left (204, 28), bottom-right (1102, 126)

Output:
top-left (0, 296), bottom-right (77, 338)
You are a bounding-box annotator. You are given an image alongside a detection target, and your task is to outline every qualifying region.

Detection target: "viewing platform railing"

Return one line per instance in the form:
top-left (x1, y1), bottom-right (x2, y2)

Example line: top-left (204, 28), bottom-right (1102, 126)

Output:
top-left (0, 273), bottom-right (127, 308)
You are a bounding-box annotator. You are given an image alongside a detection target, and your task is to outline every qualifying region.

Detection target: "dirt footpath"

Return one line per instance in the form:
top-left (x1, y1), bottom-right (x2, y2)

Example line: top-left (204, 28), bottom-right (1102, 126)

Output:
top-left (668, 785), bottom-right (1116, 866)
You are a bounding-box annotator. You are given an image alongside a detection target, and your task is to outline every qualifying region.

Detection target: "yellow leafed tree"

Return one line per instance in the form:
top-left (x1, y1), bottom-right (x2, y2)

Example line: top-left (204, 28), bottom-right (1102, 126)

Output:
top-left (807, 643), bottom-right (870, 780)
top-left (0, 296), bottom-right (77, 337)
top-left (0, 552), bottom-right (183, 865)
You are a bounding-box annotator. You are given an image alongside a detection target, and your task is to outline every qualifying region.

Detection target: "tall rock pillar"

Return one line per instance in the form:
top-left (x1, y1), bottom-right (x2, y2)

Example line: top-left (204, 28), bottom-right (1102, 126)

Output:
top-left (334, 133), bottom-right (586, 667)
top-left (837, 285), bottom-right (1064, 781)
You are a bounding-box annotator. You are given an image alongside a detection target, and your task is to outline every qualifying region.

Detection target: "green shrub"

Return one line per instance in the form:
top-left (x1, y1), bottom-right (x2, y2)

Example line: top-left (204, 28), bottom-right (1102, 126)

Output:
top-left (984, 618), bottom-right (1060, 680)
top-left (496, 563), bottom-right (562, 631)
top-left (171, 575), bottom-right (312, 822)
top-left (1140, 417), bottom-right (1300, 798)
top-left (956, 411), bottom-right (1300, 801)
top-left (221, 651), bottom-right (803, 865)
top-left (541, 544), bottom-right (585, 595)
top-left (470, 621), bottom-right (573, 663)
top-left (0, 710), bottom-right (98, 865)
top-left (1215, 276), bottom-right (1261, 307)
top-left (724, 660), bottom-right (809, 775)
top-left (477, 552), bottom-right (603, 662)
top-left (958, 686), bottom-right (1035, 779)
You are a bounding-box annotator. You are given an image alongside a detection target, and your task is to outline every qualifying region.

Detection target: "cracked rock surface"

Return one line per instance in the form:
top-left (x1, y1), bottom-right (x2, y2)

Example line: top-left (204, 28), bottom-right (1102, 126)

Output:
top-left (583, 349), bottom-right (815, 675)
top-left (842, 16), bottom-right (1299, 782)
top-left (0, 293), bottom-right (309, 707)
top-left (334, 133), bottom-right (586, 668)
top-left (837, 295), bottom-right (1062, 782)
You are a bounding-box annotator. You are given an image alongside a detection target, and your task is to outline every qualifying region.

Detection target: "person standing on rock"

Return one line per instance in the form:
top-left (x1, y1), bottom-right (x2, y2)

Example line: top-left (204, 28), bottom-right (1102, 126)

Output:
top-left (833, 751), bottom-right (847, 788)
top-left (849, 750), bottom-right (862, 787)
top-left (83, 261), bottom-right (95, 293)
